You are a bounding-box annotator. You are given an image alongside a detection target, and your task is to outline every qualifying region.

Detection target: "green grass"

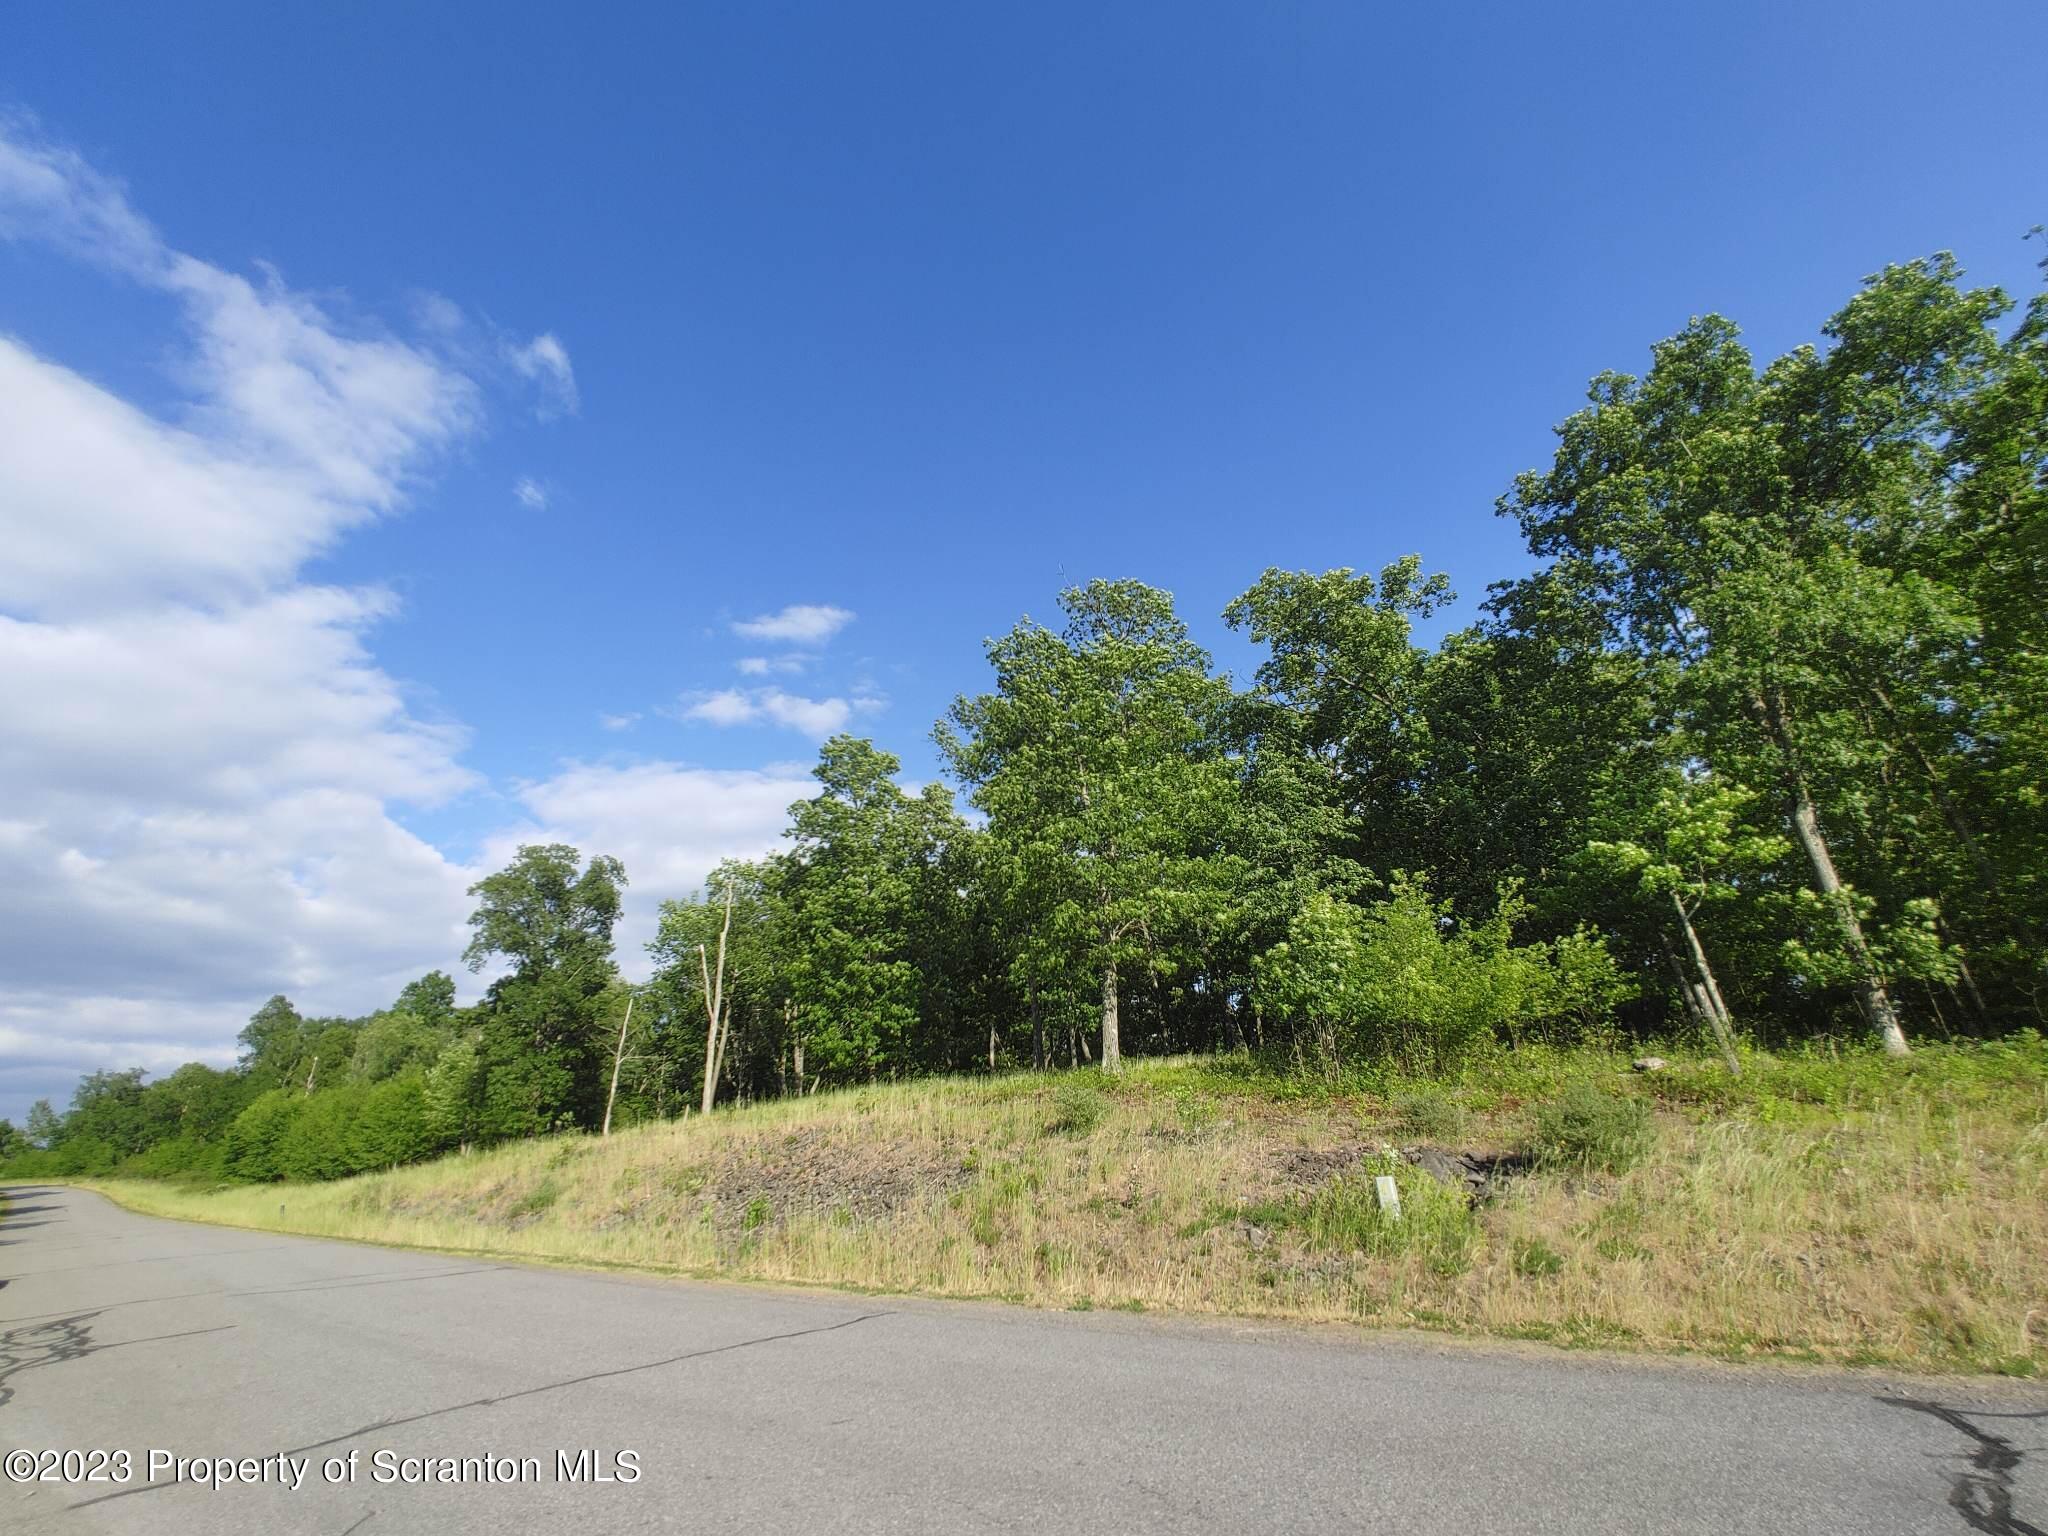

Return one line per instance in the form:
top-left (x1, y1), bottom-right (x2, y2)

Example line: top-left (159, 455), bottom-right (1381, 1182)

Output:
top-left (81, 1033), bottom-right (2048, 1376)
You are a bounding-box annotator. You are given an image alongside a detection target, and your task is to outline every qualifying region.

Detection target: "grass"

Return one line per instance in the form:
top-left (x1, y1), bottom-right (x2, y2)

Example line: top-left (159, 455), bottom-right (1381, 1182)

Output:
top-left (84, 1035), bottom-right (2048, 1377)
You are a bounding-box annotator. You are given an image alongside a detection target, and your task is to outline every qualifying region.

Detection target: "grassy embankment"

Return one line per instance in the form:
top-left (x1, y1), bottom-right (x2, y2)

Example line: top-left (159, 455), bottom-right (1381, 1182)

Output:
top-left (91, 1037), bottom-right (2048, 1375)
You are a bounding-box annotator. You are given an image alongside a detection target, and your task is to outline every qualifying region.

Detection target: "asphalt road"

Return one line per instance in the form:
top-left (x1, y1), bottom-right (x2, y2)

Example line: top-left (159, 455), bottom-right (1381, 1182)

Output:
top-left (2, 1184), bottom-right (2043, 1535)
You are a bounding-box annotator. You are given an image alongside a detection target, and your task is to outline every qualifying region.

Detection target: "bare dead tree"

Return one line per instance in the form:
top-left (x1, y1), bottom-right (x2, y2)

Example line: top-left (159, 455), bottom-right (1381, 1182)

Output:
top-left (602, 990), bottom-right (637, 1137)
top-left (697, 880), bottom-right (736, 1114)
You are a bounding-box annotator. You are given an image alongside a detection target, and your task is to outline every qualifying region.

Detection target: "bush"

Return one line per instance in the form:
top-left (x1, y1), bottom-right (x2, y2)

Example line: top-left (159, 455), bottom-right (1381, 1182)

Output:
top-left (1253, 877), bottom-right (1631, 1075)
top-left (1529, 1081), bottom-right (1653, 1172)
top-left (1391, 1087), bottom-right (1467, 1142)
top-left (1048, 1080), bottom-right (1107, 1136)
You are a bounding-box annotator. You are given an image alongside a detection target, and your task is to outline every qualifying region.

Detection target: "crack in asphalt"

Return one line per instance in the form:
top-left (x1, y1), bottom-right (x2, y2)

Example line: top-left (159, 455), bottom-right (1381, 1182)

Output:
top-left (70, 1309), bottom-right (892, 1509)
top-left (0, 1263), bottom-right (508, 1325)
top-left (0, 1315), bottom-right (238, 1409)
top-left (1881, 1398), bottom-right (2048, 1536)
top-left (5, 1243), bottom-right (296, 1278)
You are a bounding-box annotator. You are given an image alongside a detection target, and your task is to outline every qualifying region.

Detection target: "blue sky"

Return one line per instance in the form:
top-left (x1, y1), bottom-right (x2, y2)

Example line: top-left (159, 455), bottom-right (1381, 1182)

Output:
top-left (2, 2), bottom-right (2042, 1121)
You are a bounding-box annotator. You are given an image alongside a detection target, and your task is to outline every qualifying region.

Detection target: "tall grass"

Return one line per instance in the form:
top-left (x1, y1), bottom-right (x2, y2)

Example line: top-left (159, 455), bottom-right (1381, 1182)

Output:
top-left (89, 1039), bottom-right (2048, 1375)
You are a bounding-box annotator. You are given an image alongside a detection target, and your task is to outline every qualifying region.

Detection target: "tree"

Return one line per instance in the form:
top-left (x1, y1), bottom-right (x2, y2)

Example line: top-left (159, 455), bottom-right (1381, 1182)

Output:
top-left (1222, 557), bottom-right (1451, 861)
top-left (237, 995), bottom-right (309, 1089)
top-left (1498, 259), bottom-right (2027, 1053)
top-left (774, 736), bottom-right (976, 1083)
top-left (1581, 770), bottom-right (1788, 1071)
top-left (648, 858), bottom-right (789, 1111)
top-left (942, 581), bottom-right (1241, 1070)
top-left (395, 971), bottom-right (459, 1024)
top-left (24, 1099), bottom-right (60, 1150)
top-left (463, 843), bottom-right (628, 1137)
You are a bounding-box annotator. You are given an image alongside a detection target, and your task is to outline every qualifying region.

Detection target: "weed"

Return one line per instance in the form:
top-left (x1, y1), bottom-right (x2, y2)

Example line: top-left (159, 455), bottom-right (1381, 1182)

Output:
top-left (1049, 1081), bottom-right (1107, 1137)
top-left (1392, 1087), bottom-right (1467, 1141)
top-left (1172, 1087), bottom-right (1219, 1131)
top-left (74, 1038), bottom-right (2048, 1376)
top-left (1512, 1236), bottom-right (1565, 1278)
top-left (1530, 1081), bottom-right (1653, 1172)
top-left (1242, 1157), bottom-right (1478, 1275)
top-left (508, 1177), bottom-right (560, 1220)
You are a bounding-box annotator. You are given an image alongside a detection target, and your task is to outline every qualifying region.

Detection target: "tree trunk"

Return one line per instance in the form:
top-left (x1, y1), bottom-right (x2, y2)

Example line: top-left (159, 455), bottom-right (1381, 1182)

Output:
top-left (1663, 936), bottom-right (1709, 1030)
top-left (698, 883), bottom-right (737, 1113)
top-left (1670, 893), bottom-right (1741, 1074)
top-left (1762, 691), bottom-right (1910, 1056)
top-left (602, 992), bottom-right (635, 1136)
top-left (1100, 960), bottom-right (1121, 1072)
top-left (1029, 991), bottom-right (1045, 1072)
top-left (1784, 781), bottom-right (1910, 1055)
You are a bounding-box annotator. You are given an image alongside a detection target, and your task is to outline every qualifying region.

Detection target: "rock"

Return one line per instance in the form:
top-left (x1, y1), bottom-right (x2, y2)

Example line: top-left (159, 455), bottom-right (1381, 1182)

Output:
top-left (1632, 1056), bottom-right (1668, 1072)
top-left (1408, 1146), bottom-right (1469, 1187)
top-left (1402, 1145), bottom-right (1504, 1202)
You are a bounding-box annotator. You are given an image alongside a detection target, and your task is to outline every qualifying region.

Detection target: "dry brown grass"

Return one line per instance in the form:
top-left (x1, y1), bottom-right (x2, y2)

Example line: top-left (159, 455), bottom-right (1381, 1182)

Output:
top-left (90, 1042), bottom-right (2048, 1375)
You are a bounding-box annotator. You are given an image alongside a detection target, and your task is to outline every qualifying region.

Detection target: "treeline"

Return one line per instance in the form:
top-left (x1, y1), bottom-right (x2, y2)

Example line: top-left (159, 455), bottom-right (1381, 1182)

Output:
top-left (6, 253), bottom-right (2043, 1181)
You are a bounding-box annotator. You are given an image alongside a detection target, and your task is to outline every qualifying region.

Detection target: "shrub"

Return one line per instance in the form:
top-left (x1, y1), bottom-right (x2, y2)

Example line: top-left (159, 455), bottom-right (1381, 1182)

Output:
top-left (1049, 1080), bottom-right (1107, 1136)
top-left (1253, 877), bottom-right (1631, 1075)
top-left (1392, 1088), bottom-right (1467, 1142)
top-left (1172, 1086), bottom-right (1218, 1131)
top-left (1530, 1081), bottom-right (1653, 1172)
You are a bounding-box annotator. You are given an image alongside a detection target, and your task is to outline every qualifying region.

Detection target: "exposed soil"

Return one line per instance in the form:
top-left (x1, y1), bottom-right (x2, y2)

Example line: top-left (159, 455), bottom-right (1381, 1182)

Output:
top-left (697, 1125), bottom-right (975, 1238)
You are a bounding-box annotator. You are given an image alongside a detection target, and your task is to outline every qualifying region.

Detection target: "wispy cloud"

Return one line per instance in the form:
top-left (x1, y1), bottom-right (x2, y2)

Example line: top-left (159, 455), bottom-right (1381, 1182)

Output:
top-left (513, 475), bottom-right (548, 511)
top-left (598, 711), bottom-right (641, 731)
top-left (731, 603), bottom-right (854, 644)
top-left (736, 654), bottom-right (809, 676)
top-left (681, 685), bottom-right (881, 739)
top-left (506, 331), bottom-right (578, 418)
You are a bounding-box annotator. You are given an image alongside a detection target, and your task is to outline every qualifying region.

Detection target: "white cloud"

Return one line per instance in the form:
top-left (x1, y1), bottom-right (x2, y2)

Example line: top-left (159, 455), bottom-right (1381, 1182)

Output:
top-left (506, 331), bottom-right (578, 418)
top-left (736, 654), bottom-right (808, 676)
top-left (493, 761), bottom-right (811, 978)
top-left (598, 711), bottom-right (641, 731)
top-left (513, 475), bottom-right (548, 510)
top-left (0, 120), bottom-right (539, 1122)
top-left (680, 686), bottom-right (879, 739)
top-left (760, 690), bottom-right (853, 737)
top-left (411, 290), bottom-right (465, 336)
top-left (731, 603), bottom-right (855, 644)
top-left (682, 688), bottom-right (763, 728)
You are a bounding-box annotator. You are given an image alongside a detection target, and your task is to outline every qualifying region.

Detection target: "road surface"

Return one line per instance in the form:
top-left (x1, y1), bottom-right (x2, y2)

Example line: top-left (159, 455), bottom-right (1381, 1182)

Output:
top-left (2, 1183), bottom-right (2042, 1534)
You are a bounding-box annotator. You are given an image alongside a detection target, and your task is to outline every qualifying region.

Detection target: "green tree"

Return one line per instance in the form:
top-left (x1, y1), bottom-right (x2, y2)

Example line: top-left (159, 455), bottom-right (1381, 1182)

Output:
top-left (23, 1099), bottom-right (59, 1149)
top-left (237, 994), bottom-right (310, 1089)
top-left (942, 581), bottom-right (1241, 1070)
top-left (777, 736), bottom-right (975, 1083)
top-left (1499, 258), bottom-right (2028, 1052)
top-left (1581, 770), bottom-right (1788, 1070)
top-left (463, 843), bottom-right (628, 1137)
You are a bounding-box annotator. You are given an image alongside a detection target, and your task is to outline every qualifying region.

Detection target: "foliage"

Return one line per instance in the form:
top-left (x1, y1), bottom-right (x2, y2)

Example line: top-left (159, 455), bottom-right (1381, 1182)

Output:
top-left (1253, 878), bottom-right (1630, 1072)
top-left (13, 252), bottom-right (2048, 1190)
top-left (1048, 1081), bottom-right (1108, 1136)
top-left (1391, 1087), bottom-right (1467, 1142)
top-left (1528, 1082), bottom-right (1654, 1173)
